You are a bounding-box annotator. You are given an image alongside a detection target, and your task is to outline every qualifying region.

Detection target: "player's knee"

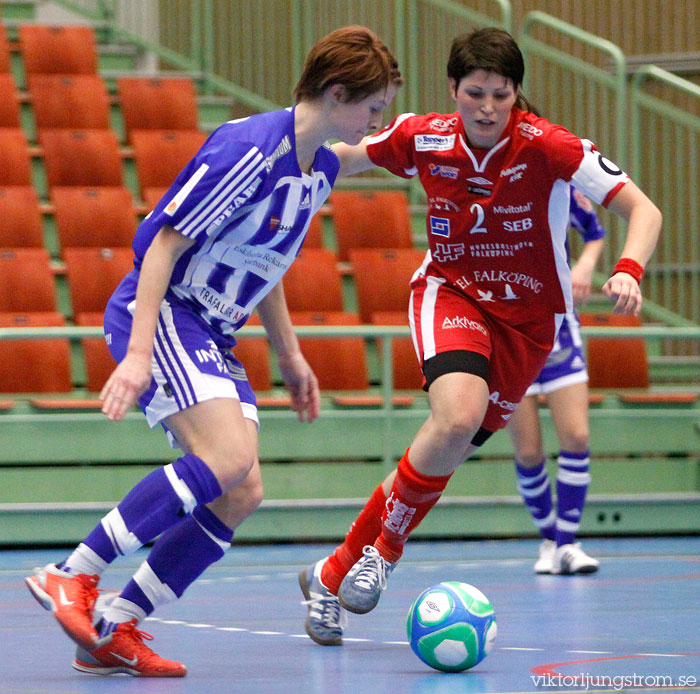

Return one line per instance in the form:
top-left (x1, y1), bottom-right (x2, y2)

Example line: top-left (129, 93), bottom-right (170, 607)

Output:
top-left (437, 408), bottom-right (483, 445)
top-left (516, 448), bottom-right (545, 468)
top-left (197, 440), bottom-right (257, 493)
top-left (561, 427), bottom-right (589, 454)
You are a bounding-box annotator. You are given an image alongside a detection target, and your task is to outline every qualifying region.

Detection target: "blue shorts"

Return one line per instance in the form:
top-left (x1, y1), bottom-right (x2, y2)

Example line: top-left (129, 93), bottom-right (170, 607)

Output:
top-left (524, 312), bottom-right (588, 396)
top-left (104, 270), bottom-right (259, 447)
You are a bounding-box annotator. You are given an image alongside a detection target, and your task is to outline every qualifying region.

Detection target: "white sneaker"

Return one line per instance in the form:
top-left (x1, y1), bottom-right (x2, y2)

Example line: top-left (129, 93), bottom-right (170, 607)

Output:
top-left (534, 539), bottom-right (557, 574)
top-left (553, 542), bottom-right (600, 575)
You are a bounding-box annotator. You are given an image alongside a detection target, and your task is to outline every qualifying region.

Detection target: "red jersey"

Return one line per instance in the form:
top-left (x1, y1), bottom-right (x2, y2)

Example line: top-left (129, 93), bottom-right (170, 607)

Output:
top-left (366, 109), bottom-right (628, 325)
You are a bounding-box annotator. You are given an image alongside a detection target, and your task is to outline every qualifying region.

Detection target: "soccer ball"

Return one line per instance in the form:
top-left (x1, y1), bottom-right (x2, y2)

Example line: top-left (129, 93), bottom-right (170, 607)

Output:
top-left (407, 581), bottom-right (497, 672)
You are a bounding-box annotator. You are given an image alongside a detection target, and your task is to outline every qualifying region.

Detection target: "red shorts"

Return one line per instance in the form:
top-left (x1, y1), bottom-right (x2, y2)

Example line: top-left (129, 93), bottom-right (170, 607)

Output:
top-left (410, 273), bottom-right (559, 433)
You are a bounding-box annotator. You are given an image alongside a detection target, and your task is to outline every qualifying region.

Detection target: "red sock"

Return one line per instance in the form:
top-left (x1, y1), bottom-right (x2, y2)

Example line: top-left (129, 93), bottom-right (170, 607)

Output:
top-left (321, 483), bottom-right (386, 594)
top-left (375, 451), bottom-right (452, 562)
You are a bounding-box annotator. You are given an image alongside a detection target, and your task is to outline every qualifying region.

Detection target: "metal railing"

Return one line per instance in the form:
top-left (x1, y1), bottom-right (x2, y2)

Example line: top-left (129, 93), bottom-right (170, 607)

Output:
top-left (2, 323), bottom-right (699, 466)
top-left (631, 66), bottom-right (700, 329)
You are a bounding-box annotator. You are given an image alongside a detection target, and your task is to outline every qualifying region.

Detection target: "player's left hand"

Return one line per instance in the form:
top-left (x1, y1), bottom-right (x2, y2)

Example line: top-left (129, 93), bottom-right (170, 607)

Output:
top-left (570, 261), bottom-right (594, 306)
top-left (277, 351), bottom-right (321, 423)
top-left (602, 272), bottom-right (642, 315)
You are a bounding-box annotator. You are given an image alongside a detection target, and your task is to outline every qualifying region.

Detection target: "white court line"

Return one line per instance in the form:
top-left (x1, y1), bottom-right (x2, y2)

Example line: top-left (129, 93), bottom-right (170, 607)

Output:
top-left (567, 650), bottom-right (612, 654)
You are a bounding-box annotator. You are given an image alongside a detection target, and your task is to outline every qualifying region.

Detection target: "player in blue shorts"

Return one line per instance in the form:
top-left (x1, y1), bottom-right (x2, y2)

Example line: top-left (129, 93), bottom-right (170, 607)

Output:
top-left (25, 26), bottom-right (402, 677)
top-left (507, 187), bottom-right (606, 575)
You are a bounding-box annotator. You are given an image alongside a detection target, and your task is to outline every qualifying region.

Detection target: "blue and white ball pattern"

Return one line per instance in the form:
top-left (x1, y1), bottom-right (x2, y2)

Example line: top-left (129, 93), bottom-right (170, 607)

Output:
top-left (407, 581), bottom-right (497, 672)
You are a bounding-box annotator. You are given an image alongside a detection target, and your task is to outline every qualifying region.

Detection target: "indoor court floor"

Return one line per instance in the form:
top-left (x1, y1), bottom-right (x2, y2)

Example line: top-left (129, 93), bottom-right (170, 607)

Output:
top-left (2, 536), bottom-right (699, 693)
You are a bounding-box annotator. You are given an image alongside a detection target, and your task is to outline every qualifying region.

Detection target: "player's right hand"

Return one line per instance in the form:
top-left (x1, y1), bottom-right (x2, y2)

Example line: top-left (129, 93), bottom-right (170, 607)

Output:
top-left (100, 352), bottom-right (152, 421)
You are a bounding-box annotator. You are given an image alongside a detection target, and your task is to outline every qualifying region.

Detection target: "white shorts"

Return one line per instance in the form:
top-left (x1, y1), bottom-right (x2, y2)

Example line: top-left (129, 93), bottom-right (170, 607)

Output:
top-left (104, 270), bottom-right (259, 447)
top-left (525, 311), bottom-right (588, 396)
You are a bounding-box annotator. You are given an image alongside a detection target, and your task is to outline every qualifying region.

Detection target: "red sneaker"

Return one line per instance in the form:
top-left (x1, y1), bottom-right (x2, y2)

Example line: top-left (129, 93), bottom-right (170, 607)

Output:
top-left (25, 563), bottom-right (99, 650)
top-left (72, 620), bottom-right (187, 677)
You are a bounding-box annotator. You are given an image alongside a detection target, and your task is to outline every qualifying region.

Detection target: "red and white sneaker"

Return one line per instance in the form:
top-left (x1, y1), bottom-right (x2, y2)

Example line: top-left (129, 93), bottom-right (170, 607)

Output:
top-left (72, 620), bottom-right (187, 677)
top-left (25, 563), bottom-right (100, 650)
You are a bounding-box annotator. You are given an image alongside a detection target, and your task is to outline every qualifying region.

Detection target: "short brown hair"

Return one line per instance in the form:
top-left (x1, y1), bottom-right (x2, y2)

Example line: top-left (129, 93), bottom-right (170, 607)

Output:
top-left (294, 25), bottom-right (402, 103)
top-left (448, 27), bottom-right (529, 110)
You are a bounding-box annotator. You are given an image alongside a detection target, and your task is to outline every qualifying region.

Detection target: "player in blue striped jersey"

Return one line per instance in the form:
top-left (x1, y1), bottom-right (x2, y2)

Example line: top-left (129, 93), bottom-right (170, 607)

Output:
top-left (26, 26), bottom-right (402, 676)
top-left (507, 188), bottom-right (606, 575)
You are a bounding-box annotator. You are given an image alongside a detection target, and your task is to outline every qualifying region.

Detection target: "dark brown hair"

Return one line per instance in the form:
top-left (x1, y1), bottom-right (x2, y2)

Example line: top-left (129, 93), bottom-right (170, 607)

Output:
top-left (294, 25), bottom-right (402, 103)
top-left (448, 27), bottom-right (529, 110)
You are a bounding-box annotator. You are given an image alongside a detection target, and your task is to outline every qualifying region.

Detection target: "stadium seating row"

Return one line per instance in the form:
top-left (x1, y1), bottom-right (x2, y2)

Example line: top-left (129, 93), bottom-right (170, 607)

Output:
top-left (0, 246), bottom-right (425, 319)
top-left (0, 22), bottom-right (686, 409)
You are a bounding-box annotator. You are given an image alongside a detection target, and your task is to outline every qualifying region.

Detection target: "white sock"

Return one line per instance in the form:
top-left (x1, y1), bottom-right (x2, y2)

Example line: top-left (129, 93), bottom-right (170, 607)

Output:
top-left (62, 543), bottom-right (108, 576)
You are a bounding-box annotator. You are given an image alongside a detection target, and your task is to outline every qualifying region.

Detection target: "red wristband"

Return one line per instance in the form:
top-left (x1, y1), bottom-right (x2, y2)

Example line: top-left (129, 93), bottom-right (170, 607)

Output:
top-left (612, 257), bottom-right (644, 284)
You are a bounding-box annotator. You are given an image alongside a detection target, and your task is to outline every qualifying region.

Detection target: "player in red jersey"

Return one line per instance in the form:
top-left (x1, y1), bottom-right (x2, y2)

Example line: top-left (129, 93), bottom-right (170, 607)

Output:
top-left (299, 27), bottom-right (661, 643)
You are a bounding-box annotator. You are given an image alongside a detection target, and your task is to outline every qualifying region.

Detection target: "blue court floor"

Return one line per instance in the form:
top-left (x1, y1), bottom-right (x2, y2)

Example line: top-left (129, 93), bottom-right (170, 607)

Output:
top-left (2, 536), bottom-right (699, 693)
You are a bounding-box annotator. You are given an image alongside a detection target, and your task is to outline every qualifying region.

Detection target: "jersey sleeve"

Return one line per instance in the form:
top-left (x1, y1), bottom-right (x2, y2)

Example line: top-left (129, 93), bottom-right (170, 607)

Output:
top-left (365, 113), bottom-right (419, 178)
top-left (569, 187), bottom-right (606, 242)
top-left (567, 139), bottom-right (629, 207)
top-left (537, 120), bottom-right (630, 208)
top-left (147, 136), bottom-right (267, 241)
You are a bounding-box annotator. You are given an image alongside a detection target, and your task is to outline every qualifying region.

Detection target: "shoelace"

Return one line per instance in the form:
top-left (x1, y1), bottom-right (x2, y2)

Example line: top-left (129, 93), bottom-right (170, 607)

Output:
top-left (74, 574), bottom-right (100, 611)
top-left (114, 622), bottom-right (165, 665)
top-left (353, 546), bottom-right (390, 591)
top-left (303, 594), bottom-right (348, 629)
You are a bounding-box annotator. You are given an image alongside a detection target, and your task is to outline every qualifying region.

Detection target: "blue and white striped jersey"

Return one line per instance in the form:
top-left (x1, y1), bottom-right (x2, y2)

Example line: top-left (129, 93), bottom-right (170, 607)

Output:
top-left (132, 107), bottom-right (339, 335)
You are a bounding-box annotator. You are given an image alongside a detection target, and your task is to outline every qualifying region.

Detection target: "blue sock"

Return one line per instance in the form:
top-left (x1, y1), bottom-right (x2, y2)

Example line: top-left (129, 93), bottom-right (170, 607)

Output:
top-left (83, 453), bottom-right (222, 562)
top-left (515, 459), bottom-right (555, 541)
top-left (107, 505), bottom-right (233, 621)
top-left (556, 449), bottom-right (591, 546)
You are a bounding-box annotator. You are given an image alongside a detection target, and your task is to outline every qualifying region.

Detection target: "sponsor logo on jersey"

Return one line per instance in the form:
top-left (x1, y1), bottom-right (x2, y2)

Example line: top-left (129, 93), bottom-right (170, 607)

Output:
top-left (454, 274), bottom-right (472, 290)
top-left (198, 288), bottom-right (246, 322)
top-left (441, 315), bottom-right (488, 336)
top-left (469, 241), bottom-right (534, 258)
top-left (473, 269), bottom-right (543, 293)
top-left (428, 163), bottom-right (459, 179)
top-left (493, 202), bottom-right (533, 214)
top-left (500, 162), bottom-right (528, 182)
top-left (517, 123), bottom-right (542, 140)
top-left (264, 135), bottom-right (292, 172)
top-left (477, 289), bottom-right (496, 302)
top-left (433, 242), bottom-right (465, 262)
top-left (415, 134), bottom-right (456, 151)
top-left (429, 196), bottom-right (461, 212)
top-left (502, 284), bottom-right (519, 300)
top-left (503, 217), bottom-right (533, 232)
top-left (429, 216), bottom-right (451, 237)
top-left (207, 177), bottom-right (262, 232)
top-left (299, 192), bottom-right (311, 210)
top-left (467, 185), bottom-right (492, 197)
top-left (466, 176), bottom-right (493, 186)
top-left (164, 163), bottom-right (210, 216)
top-left (268, 217), bottom-right (294, 234)
top-left (428, 116), bottom-right (459, 132)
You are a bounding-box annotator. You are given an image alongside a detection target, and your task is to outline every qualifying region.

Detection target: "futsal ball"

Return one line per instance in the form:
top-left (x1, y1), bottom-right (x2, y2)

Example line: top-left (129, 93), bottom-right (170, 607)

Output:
top-left (407, 581), bottom-right (497, 672)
